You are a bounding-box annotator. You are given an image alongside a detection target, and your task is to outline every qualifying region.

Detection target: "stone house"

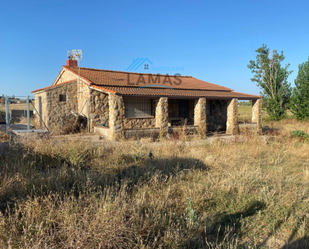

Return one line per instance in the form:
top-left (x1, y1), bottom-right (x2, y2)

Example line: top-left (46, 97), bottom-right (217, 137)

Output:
top-left (32, 58), bottom-right (262, 140)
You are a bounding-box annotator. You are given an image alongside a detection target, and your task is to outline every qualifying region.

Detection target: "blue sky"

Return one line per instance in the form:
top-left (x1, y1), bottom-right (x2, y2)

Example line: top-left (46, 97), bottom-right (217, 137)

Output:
top-left (1, 0), bottom-right (309, 97)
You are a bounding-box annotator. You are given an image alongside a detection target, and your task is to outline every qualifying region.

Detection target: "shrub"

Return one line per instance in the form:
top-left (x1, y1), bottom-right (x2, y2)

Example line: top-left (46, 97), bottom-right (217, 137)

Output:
top-left (290, 130), bottom-right (309, 139)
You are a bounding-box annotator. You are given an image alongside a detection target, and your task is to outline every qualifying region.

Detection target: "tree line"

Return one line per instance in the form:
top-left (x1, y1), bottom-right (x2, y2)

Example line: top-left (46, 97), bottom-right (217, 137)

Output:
top-left (248, 44), bottom-right (309, 120)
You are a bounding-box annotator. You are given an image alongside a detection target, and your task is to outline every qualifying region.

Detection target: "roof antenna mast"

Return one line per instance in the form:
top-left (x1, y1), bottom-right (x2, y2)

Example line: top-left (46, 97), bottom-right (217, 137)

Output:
top-left (68, 49), bottom-right (83, 93)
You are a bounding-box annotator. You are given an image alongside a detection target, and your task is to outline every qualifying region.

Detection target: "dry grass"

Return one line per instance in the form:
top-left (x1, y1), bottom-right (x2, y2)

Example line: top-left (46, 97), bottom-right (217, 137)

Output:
top-left (0, 102), bottom-right (34, 111)
top-left (1, 119), bottom-right (309, 248)
top-left (0, 129), bottom-right (9, 141)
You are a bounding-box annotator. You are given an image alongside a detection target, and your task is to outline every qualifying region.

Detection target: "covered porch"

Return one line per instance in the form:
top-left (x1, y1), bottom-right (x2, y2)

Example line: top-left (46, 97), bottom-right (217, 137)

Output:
top-left (94, 92), bottom-right (262, 140)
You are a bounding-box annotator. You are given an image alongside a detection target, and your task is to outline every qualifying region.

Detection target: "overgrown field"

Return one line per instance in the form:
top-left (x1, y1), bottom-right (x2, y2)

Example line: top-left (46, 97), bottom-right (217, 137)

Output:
top-left (1, 119), bottom-right (309, 248)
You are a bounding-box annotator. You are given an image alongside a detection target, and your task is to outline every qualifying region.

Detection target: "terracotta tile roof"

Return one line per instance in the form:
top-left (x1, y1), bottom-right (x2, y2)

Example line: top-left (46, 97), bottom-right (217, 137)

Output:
top-left (64, 66), bottom-right (233, 92)
top-left (32, 80), bottom-right (76, 93)
top-left (32, 66), bottom-right (261, 100)
top-left (91, 85), bottom-right (261, 100)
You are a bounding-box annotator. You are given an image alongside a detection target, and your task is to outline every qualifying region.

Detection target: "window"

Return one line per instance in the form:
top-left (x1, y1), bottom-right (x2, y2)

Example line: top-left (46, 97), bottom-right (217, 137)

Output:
top-left (59, 94), bottom-right (66, 102)
top-left (206, 100), bottom-right (211, 115)
top-left (125, 98), bottom-right (152, 118)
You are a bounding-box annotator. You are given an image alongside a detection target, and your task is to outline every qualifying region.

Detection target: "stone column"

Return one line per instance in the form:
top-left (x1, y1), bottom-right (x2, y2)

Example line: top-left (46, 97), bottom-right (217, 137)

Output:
top-left (194, 98), bottom-right (207, 137)
top-left (252, 99), bottom-right (262, 133)
top-left (226, 98), bottom-right (239, 135)
top-left (108, 93), bottom-right (124, 140)
top-left (155, 97), bottom-right (168, 135)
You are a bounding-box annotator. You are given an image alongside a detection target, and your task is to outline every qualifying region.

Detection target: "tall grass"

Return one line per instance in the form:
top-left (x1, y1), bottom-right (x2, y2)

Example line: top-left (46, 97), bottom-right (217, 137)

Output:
top-left (1, 119), bottom-right (309, 248)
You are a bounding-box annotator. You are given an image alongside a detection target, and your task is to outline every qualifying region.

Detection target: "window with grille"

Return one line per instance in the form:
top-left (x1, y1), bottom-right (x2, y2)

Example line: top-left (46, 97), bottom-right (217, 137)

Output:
top-left (124, 98), bottom-right (152, 118)
top-left (59, 94), bottom-right (66, 102)
top-left (206, 100), bottom-right (211, 115)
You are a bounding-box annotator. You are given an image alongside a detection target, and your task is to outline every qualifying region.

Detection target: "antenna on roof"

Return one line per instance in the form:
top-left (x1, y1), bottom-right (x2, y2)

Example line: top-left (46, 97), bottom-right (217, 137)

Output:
top-left (68, 49), bottom-right (83, 94)
top-left (67, 49), bottom-right (83, 63)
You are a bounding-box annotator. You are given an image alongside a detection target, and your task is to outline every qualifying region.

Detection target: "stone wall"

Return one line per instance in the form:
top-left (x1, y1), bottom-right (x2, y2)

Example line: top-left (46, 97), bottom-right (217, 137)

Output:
top-left (123, 118), bottom-right (156, 129)
top-left (89, 90), bottom-right (109, 131)
top-left (108, 94), bottom-right (125, 140)
top-left (207, 100), bottom-right (228, 131)
top-left (226, 98), bottom-right (239, 135)
top-left (46, 82), bottom-right (78, 128)
top-left (33, 81), bottom-right (79, 130)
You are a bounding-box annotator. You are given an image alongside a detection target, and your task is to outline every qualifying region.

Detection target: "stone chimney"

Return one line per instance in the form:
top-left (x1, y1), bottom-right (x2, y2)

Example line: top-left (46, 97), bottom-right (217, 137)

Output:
top-left (66, 55), bottom-right (77, 67)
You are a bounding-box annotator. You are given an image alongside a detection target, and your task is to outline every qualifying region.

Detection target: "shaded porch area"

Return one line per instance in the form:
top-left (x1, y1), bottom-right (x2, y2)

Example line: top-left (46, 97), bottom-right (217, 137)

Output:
top-left (93, 91), bottom-right (262, 140)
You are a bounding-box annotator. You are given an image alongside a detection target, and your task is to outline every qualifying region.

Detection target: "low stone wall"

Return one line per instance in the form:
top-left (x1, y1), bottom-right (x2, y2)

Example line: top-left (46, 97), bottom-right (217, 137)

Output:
top-left (207, 100), bottom-right (228, 131)
top-left (123, 127), bottom-right (160, 139)
top-left (123, 118), bottom-right (155, 129)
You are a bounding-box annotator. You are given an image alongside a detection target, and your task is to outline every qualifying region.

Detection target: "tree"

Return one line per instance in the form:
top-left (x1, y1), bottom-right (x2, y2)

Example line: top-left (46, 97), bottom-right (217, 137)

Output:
top-left (290, 58), bottom-right (309, 120)
top-left (248, 44), bottom-right (292, 120)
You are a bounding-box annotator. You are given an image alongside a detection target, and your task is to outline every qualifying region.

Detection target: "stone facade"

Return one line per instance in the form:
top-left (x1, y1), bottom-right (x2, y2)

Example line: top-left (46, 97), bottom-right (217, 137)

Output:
top-left (226, 98), bottom-right (239, 135)
top-left (252, 99), bottom-right (262, 133)
top-left (89, 90), bottom-right (109, 131)
top-left (155, 97), bottom-right (168, 134)
top-left (207, 100), bottom-right (228, 131)
top-left (34, 81), bottom-right (78, 130)
top-left (194, 98), bottom-right (207, 136)
top-left (108, 94), bottom-right (125, 140)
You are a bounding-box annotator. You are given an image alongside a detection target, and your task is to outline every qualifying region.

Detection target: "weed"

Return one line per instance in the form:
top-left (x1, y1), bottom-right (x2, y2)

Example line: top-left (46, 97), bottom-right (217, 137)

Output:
top-left (184, 197), bottom-right (198, 229)
top-left (290, 130), bottom-right (309, 139)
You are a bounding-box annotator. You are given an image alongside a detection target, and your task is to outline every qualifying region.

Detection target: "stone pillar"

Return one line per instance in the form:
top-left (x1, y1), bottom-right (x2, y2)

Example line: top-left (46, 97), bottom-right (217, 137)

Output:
top-left (226, 98), bottom-right (239, 135)
top-left (252, 99), bottom-right (262, 133)
top-left (155, 97), bottom-right (168, 135)
top-left (194, 98), bottom-right (207, 137)
top-left (108, 93), bottom-right (124, 140)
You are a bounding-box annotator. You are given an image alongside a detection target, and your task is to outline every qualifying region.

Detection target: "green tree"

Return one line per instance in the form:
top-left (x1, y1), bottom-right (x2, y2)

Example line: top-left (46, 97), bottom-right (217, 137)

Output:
top-left (291, 58), bottom-right (309, 120)
top-left (248, 44), bottom-right (292, 120)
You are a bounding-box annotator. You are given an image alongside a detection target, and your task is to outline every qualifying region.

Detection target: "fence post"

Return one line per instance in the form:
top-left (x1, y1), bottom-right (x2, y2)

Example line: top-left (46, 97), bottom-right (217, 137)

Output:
top-left (5, 96), bottom-right (9, 130)
top-left (27, 95), bottom-right (30, 130)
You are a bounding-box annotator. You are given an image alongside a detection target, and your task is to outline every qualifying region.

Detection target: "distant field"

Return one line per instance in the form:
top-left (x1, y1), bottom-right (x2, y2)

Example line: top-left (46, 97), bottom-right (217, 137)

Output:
top-left (238, 105), bottom-right (252, 122)
top-left (0, 102), bottom-right (34, 111)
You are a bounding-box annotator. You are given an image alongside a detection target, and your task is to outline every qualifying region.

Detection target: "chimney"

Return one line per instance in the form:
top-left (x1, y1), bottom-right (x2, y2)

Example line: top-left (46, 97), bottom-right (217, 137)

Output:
top-left (66, 55), bottom-right (77, 67)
